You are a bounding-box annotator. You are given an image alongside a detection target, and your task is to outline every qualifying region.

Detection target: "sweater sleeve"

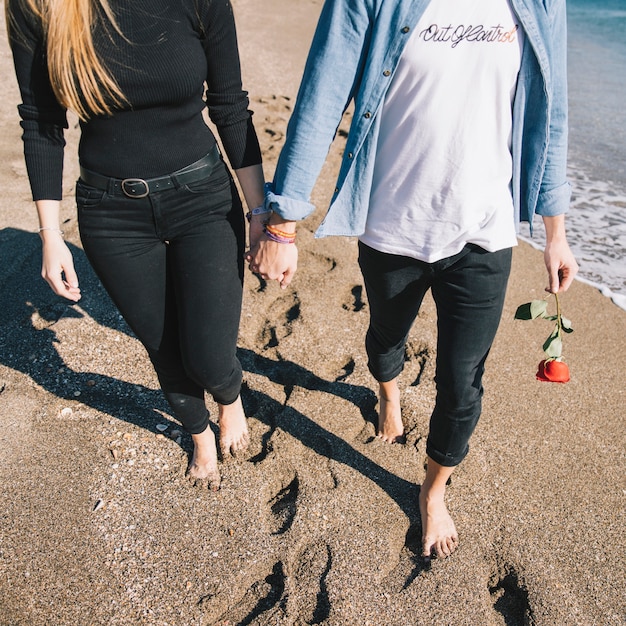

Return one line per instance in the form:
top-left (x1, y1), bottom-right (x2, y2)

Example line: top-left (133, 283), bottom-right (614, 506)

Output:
top-left (201, 0), bottom-right (261, 170)
top-left (8, 0), bottom-right (68, 201)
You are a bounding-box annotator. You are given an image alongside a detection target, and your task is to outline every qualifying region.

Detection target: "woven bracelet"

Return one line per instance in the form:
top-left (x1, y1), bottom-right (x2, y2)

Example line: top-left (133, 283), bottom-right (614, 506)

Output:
top-left (264, 224), bottom-right (296, 244)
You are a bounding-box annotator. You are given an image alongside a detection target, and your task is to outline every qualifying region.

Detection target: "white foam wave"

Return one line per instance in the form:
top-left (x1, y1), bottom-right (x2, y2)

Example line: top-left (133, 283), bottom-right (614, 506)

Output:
top-left (518, 163), bottom-right (626, 312)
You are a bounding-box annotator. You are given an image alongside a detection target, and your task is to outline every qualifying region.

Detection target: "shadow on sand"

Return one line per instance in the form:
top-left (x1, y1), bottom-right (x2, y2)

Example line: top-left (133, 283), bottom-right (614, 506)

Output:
top-left (0, 227), bottom-right (426, 573)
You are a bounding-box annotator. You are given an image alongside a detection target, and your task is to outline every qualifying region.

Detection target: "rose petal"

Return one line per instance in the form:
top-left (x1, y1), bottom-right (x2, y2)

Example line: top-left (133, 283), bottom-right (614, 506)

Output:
top-left (544, 359), bottom-right (570, 383)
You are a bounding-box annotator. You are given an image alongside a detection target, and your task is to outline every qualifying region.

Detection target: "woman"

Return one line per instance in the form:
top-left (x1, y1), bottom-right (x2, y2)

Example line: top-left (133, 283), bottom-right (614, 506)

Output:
top-left (249, 0), bottom-right (578, 561)
top-left (7, 0), bottom-right (267, 490)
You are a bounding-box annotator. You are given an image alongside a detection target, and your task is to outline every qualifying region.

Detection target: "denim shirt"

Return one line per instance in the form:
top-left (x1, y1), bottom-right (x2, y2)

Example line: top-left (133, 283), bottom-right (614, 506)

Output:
top-left (266, 0), bottom-right (570, 238)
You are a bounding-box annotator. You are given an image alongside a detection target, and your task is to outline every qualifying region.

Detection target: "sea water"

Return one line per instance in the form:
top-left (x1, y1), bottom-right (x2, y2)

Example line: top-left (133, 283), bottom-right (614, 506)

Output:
top-left (519, 0), bottom-right (626, 310)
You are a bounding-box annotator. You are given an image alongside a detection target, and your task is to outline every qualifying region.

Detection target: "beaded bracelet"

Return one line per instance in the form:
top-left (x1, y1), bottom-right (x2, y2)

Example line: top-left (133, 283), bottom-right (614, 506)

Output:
top-left (38, 227), bottom-right (64, 237)
top-left (246, 205), bottom-right (272, 222)
top-left (265, 223), bottom-right (296, 244)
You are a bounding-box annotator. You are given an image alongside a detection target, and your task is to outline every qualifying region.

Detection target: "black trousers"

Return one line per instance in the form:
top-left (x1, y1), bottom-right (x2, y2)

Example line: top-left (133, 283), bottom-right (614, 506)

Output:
top-left (77, 157), bottom-right (244, 434)
top-left (358, 242), bottom-right (512, 467)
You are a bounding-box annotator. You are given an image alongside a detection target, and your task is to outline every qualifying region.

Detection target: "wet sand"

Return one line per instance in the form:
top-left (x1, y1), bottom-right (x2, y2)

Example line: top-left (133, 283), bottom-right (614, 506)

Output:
top-left (1, 1), bottom-right (624, 624)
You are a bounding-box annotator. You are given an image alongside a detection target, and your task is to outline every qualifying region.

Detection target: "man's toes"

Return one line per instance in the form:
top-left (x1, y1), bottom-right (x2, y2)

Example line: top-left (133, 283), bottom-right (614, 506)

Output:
top-left (221, 432), bottom-right (250, 458)
top-left (187, 474), bottom-right (207, 489)
top-left (187, 472), bottom-right (221, 491)
top-left (207, 473), bottom-right (221, 491)
top-left (219, 440), bottom-right (233, 460)
top-left (237, 430), bottom-right (250, 451)
top-left (422, 540), bottom-right (434, 560)
top-left (432, 541), bottom-right (445, 559)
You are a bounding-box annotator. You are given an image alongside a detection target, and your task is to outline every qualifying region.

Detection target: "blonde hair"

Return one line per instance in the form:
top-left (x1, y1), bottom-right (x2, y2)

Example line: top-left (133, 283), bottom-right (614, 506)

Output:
top-left (7, 0), bottom-right (127, 119)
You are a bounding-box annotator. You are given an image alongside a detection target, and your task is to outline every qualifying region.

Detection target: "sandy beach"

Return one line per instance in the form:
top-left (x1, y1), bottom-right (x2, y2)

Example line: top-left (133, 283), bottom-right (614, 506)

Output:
top-left (1, 0), bottom-right (625, 624)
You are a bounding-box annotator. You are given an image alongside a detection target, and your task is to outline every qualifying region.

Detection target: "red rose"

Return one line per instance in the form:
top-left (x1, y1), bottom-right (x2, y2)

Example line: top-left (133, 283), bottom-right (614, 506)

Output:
top-left (536, 359), bottom-right (570, 383)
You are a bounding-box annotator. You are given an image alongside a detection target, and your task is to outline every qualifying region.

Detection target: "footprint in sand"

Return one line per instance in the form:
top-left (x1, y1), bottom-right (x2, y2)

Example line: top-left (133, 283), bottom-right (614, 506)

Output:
top-left (489, 561), bottom-right (534, 626)
top-left (290, 541), bottom-right (332, 624)
top-left (267, 470), bottom-right (299, 535)
top-left (259, 292), bottom-right (301, 350)
top-left (211, 561), bottom-right (288, 625)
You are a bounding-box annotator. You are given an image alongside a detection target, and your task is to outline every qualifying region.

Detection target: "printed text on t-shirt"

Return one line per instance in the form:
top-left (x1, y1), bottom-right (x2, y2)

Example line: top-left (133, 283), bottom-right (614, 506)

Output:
top-left (419, 23), bottom-right (519, 48)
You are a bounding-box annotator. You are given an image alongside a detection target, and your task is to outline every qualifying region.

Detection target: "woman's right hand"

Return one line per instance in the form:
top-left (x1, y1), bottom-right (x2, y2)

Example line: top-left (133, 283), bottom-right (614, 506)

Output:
top-left (40, 231), bottom-right (81, 301)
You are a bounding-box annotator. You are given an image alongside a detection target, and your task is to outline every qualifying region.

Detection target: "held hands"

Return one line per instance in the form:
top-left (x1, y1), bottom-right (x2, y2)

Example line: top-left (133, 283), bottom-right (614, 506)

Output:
top-left (40, 230), bottom-right (81, 302)
top-left (245, 215), bottom-right (298, 289)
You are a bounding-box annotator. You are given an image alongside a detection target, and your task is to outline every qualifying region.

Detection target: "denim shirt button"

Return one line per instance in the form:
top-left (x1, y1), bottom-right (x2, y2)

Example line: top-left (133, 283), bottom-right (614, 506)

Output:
top-left (364, 111), bottom-right (371, 118)
top-left (383, 70), bottom-right (391, 77)
top-left (348, 152), bottom-right (353, 159)
top-left (334, 187), bottom-right (339, 194)
top-left (401, 26), bottom-right (410, 34)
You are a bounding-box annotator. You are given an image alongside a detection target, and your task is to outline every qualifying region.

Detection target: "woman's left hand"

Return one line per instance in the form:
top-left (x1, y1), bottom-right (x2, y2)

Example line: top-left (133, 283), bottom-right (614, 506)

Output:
top-left (248, 215), bottom-right (266, 252)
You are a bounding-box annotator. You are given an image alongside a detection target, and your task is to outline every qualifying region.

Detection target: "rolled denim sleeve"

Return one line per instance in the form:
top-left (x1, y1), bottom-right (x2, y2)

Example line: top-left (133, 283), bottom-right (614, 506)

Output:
top-left (535, 0), bottom-right (571, 217)
top-left (267, 0), bottom-right (373, 221)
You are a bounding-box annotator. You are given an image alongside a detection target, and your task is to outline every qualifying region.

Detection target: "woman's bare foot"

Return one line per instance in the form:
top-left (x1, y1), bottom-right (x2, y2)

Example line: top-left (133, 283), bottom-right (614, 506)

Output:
top-left (187, 427), bottom-right (220, 490)
top-left (419, 458), bottom-right (459, 561)
top-left (377, 379), bottom-right (405, 443)
top-left (218, 396), bottom-right (250, 458)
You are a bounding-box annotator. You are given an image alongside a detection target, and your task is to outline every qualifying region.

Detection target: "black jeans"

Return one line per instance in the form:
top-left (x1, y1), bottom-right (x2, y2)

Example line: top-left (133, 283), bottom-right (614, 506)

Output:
top-left (358, 242), bottom-right (512, 467)
top-left (77, 156), bottom-right (244, 434)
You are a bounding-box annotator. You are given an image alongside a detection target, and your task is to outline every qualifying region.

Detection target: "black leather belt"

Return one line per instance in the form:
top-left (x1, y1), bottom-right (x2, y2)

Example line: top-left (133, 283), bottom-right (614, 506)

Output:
top-left (78, 146), bottom-right (221, 198)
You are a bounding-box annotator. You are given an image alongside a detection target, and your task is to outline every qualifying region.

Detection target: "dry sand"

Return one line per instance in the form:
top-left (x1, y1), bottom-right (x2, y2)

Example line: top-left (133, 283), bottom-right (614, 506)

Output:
top-left (1, 0), bottom-right (625, 624)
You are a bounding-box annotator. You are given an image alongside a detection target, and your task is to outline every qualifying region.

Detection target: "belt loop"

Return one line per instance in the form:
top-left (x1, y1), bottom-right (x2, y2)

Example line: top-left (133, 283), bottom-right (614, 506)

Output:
top-left (170, 173), bottom-right (183, 190)
top-left (107, 176), bottom-right (116, 196)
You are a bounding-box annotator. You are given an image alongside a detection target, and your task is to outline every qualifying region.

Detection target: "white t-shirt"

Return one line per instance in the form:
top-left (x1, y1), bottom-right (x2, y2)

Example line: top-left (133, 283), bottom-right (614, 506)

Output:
top-left (361, 0), bottom-right (524, 262)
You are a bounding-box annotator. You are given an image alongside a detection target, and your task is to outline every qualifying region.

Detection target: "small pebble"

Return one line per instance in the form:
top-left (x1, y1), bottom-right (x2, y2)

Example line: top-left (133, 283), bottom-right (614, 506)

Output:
top-left (93, 499), bottom-right (105, 512)
top-left (156, 424), bottom-right (168, 432)
top-left (155, 434), bottom-right (166, 440)
top-left (60, 407), bottom-right (73, 418)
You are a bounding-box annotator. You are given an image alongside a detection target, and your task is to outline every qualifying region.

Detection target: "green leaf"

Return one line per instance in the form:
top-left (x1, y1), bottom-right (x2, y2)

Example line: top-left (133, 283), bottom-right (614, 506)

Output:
top-left (543, 334), bottom-right (563, 358)
top-left (530, 299), bottom-right (549, 319)
top-left (514, 302), bottom-right (532, 320)
top-left (514, 300), bottom-right (547, 320)
top-left (560, 316), bottom-right (573, 333)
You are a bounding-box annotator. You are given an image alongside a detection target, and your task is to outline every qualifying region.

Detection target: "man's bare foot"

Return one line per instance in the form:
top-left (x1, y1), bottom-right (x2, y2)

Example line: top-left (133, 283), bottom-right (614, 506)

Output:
top-left (377, 380), bottom-right (405, 443)
top-left (218, 396), bottom-right (250, 458)
top-left (187, 427), bottom-right (220, 490)
top-left (419, 485), bottom-right (459, 561)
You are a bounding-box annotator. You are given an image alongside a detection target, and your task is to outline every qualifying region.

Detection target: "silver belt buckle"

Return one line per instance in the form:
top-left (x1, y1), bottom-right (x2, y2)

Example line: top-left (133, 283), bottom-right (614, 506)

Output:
top-left (121, 178), bottom-right (150, 198)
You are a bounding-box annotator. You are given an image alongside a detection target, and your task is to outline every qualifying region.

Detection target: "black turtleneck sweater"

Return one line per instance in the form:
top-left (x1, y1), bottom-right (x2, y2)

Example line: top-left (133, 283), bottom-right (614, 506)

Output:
top-left (9, 0), bottom-right (262, 201)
